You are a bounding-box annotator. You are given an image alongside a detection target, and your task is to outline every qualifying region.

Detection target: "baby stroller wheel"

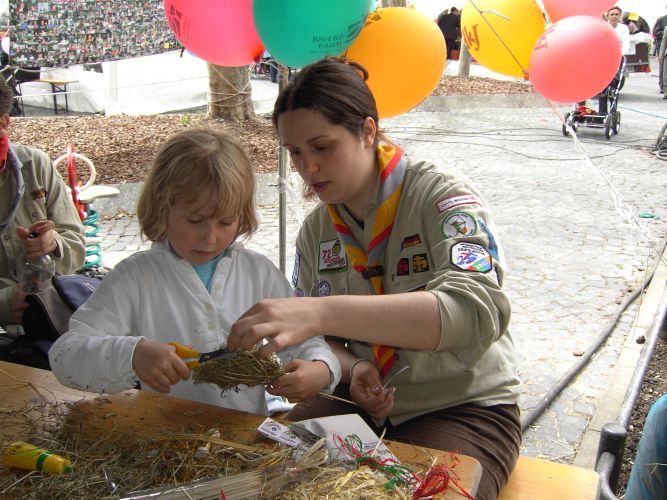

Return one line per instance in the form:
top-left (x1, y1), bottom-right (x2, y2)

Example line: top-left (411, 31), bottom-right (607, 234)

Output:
top-left (612, 111), bottom-right (621, 135)
top-left (604, 114), bottom-right (612, 140)
top-left (562, 112), bottom-right (576, 137)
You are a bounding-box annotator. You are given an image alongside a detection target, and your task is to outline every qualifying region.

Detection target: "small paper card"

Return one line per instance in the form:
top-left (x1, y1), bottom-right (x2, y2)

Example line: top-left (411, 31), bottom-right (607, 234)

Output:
top-left (290, 413), bottom-right (398, 464)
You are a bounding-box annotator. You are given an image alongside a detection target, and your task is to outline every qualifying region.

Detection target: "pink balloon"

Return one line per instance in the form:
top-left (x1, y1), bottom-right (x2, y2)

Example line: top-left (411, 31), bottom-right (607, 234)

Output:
top-left (529, 16), bottom-right (621, 103)
top-left (543, 0), bottom-right (616, 22)
top-left (163, 0), bottom-right (263, 66)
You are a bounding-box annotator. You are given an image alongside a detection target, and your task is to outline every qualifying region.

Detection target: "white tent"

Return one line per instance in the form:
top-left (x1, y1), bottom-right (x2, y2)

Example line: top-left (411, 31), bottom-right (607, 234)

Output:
top-left (17, 50), bottom-right (209, 116)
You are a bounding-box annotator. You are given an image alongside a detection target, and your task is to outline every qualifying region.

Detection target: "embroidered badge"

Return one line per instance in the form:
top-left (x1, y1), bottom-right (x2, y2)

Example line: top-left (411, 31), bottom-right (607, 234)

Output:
top-left (318, 280), bottom-right (331, 296)
top-left (31, 188), bottom-right (47, 200)
top-left (436, 194), bottom-right (482, 214)
top-left (401, 234), bottom-right (422, 250)
top-left (442, 212), bottom-right (476, 238)
top-left (451, 242), bottom-right (492, 273)
top-left (477, 218), bottom-right (499, 260)
top-left (412, 254), bottom-right (430, 273)
top-left (396, 257), bottom-right (410, 276)
top-left (292, 250), bottom-right (301, 286)
top-left (294, 288), bottom-right (305, 297)
top-left (318, 238), bottom-right (347, 274)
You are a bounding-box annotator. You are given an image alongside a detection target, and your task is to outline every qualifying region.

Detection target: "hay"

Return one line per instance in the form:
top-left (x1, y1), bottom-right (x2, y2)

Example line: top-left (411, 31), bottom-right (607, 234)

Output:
top-left (0, 400), bottom-right (287, 499)
top-left (192, 348), bottom-right (285, 392)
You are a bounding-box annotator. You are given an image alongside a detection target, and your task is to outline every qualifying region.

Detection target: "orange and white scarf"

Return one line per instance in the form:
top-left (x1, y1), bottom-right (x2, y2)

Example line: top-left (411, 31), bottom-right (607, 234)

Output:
top-left (326, 144), bottom-right (406, 378)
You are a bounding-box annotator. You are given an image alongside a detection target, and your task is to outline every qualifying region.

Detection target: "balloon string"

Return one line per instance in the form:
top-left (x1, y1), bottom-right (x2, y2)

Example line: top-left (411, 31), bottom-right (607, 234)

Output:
top-left (276, 172), bottom-right (305, 227)
top-left (549, 101), bottom-right (665, 267)
top-left (467, 0), bottom-right (531, 78)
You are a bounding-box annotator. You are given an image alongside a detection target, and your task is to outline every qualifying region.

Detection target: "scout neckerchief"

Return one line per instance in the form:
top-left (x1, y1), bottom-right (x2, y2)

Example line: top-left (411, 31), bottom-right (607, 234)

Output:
top-left (326, 143), bottom-right (406, 379)
top-left (0, 144), bottom-right (25, 236)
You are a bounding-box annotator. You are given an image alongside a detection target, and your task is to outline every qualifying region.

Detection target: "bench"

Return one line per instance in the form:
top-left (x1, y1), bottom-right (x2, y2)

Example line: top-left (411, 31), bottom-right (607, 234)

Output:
top-left (500, 456), bottom-right (599, 499)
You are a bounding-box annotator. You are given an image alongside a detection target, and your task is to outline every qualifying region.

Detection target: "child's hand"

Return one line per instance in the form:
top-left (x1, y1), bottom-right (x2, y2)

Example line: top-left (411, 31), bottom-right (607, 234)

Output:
top-left (132, 339), bottom-right (190, 393)
top-left (349, 361), bottom-right (394, 420)
top-left (266, 359), bottom-right (331, 402)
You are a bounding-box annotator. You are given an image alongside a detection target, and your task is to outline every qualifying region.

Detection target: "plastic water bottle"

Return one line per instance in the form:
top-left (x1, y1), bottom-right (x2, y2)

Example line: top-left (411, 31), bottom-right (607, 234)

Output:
top-left (17, 233), bottom-right (55, 293)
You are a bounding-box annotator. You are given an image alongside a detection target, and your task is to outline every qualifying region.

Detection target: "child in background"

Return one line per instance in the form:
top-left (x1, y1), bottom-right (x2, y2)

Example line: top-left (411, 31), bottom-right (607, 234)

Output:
top-left (49, 128), bottom-right (340, 415)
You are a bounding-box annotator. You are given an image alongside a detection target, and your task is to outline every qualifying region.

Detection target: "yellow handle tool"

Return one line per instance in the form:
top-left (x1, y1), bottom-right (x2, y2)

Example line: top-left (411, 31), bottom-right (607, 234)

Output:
top-left (168, 342), bottom-right (233, 369)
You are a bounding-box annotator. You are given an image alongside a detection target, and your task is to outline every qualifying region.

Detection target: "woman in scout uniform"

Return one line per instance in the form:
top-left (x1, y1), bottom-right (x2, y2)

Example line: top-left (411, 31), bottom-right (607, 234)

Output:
top-left (229, 58), bottom-right (521, 499)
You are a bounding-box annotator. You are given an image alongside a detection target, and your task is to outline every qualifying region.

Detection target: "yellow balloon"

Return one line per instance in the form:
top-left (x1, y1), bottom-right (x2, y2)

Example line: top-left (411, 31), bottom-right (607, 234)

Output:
top-left (344, 7), bottom-right (446, 118)
top-left (461, 0), bottom-right (545, 78)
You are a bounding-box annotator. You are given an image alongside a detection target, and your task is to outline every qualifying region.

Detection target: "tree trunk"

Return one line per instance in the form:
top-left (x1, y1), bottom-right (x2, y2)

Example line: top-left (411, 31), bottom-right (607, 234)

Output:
top-left (458, 39), bottom-right (472, 78)
top-left (207, 64), bottom-right (255, 121)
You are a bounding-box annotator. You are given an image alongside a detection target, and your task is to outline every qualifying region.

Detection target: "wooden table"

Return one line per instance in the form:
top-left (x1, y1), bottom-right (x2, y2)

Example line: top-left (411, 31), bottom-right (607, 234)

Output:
top-left (0, 361), bottom-right (482, 498)
top-left (33, 79), bottom-right (78, 115)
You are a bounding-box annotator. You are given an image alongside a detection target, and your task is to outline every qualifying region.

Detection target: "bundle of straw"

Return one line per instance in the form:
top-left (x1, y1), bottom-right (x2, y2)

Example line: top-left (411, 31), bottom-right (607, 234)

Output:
top-left (192, 349), bottom-right (284, 392)
top-left (123, 438), bottom-right (329, 499)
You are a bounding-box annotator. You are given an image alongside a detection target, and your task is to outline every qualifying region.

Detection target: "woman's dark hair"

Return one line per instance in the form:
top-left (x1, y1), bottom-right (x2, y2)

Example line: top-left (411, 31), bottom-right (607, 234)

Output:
top-left (272, 58), bottom-right (379, 140)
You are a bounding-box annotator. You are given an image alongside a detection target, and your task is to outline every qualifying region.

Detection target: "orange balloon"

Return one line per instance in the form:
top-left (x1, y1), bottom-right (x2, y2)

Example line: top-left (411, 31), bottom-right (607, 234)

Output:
top-left (344, 7), bottom-right (446, 118)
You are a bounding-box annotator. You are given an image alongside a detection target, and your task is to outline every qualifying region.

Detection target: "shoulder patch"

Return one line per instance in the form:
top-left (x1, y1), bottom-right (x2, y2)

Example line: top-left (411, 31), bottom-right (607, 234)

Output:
top-left (436, 194), bottom-right (482, 214)
top-left (318, 280), bottom-right (331, 296)
top-left (477, 218), bottom-right (499, 260)
top-left (31, 188), bottom-right (47, 200)
top-left (412, 253), bottom-right (430, 273)
top-left (451, 242), bottom-right (492, 273)
top-left (318, 239), bottom-right (347, 274)
top-left (396, 257), bottom-right (410, 276)
top-left (401, 234), bottom-right (422, 250)
top-left (442, 212), bottom-right (476, 238)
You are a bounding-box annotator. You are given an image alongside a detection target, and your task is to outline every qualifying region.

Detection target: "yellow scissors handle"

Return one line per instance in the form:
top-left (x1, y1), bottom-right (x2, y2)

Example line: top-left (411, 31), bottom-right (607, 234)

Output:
top-left (168, 342), bottom-right (201, 369)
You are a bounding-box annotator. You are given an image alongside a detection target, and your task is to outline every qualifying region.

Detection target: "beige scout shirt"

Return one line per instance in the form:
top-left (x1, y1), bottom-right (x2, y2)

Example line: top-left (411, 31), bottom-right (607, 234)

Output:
top-left (0, 144), bottom-right (86, 325)
top-left (293, 156), bottom-right (521, 425)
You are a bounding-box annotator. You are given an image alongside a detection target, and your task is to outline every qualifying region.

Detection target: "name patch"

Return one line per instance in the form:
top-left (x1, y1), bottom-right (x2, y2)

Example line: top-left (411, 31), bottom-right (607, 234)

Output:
top-left (436, 194), bottom-right (482, 214)
top-left (451, 242), bottom-right (492, 273)
top-left (318, 239), bottom-right (347, 274)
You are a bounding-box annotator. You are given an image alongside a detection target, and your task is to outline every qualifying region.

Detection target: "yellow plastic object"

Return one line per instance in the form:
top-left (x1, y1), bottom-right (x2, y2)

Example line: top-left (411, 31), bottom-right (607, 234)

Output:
top-left (2, 441), bottom-right (72, 474)
top-left (168, 342), bottom-right (201, 369)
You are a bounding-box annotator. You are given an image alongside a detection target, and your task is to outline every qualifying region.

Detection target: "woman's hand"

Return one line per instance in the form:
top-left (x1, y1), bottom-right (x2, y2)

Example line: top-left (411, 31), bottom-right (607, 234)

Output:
top-left (9, 285), bottom-right (28, 324)
top-left (228, 298), bottom-right (323, 357)
top-left (16, 220), bottom-right (57, 258)
top-left (349, 359), bottom-right (394, 420)
top-left (132, 339), bottom-right (190, 393)
top-left (266, 359), bottom-right (331, 402)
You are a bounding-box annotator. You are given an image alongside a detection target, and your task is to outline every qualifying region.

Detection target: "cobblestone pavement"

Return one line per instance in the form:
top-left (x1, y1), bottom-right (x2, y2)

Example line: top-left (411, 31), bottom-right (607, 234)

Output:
top-left (90, 66), bottom-right (667, 465)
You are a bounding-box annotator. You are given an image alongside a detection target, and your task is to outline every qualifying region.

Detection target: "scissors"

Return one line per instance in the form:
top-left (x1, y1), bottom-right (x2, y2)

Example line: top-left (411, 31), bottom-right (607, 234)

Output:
top-left (168, 342), bottom-right (234, 369)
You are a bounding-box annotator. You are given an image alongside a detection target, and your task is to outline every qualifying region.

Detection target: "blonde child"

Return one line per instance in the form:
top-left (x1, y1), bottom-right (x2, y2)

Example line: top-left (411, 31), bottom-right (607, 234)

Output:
top-left (49, 128), bottom-right (340, 415)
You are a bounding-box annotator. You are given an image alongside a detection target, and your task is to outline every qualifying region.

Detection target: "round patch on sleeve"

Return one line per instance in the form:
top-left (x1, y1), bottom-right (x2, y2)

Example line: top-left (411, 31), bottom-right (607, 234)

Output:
top-left (442, 212), bottom-right (477, 238)
top-left (451, 242), bottom-right (493, 273)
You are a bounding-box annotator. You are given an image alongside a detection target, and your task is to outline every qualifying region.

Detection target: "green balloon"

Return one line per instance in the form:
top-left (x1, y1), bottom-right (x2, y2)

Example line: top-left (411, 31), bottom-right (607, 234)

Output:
top-left (253, 0), bottom-right (372, 68)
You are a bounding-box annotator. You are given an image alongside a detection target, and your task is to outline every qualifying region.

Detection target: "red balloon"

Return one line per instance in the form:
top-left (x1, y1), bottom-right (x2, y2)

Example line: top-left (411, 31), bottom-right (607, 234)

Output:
top-left (163, 0), bottom-right (263, 66)
top-left (529, 16), bottom-right (621, 103)
top-left (542, 0), bottom-right (617, 22)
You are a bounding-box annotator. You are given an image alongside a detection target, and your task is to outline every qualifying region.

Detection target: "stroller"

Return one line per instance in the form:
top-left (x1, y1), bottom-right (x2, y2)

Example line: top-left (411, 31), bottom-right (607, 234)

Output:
top-left (562, 57), bottom-right (626, 140)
